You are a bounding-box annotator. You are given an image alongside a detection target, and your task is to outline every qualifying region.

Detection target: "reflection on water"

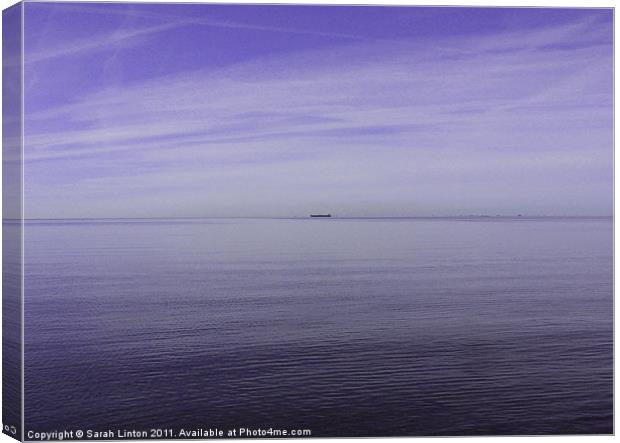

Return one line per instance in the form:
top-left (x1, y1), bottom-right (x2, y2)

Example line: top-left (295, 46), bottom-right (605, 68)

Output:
top-left (24, 218), bottom-right (612, 435)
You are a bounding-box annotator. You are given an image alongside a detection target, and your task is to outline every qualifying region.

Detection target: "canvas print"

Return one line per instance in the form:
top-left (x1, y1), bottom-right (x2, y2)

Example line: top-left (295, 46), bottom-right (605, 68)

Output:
top-left (2, 1), bottom-right (614, 440)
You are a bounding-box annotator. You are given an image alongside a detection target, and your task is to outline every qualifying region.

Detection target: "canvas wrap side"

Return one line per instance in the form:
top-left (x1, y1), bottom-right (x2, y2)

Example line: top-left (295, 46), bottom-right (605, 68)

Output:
top-left (3, 2), bottom-right (23, 441)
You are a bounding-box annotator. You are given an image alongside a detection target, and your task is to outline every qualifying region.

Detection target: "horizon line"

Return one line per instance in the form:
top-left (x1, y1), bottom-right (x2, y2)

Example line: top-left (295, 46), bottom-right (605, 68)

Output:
top-left (3, 215), bottom-right (613, 222)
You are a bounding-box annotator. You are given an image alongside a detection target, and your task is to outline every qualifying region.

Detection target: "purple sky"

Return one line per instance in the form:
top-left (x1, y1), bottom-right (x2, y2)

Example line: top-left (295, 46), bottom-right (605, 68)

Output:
top-left (23, 3), bottom-right (613, 218)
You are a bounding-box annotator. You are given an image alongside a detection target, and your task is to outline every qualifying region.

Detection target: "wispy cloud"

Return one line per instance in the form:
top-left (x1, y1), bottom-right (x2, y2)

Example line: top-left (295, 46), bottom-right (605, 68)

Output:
top-left (25, 21), bottom-right (185, 64)
top-left (24, 4), bottom-right (366, 66)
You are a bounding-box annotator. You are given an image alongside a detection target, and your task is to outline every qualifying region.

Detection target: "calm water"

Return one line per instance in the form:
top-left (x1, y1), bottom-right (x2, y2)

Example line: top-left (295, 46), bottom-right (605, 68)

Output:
top-left (24, 218), bottom-right (612, 436)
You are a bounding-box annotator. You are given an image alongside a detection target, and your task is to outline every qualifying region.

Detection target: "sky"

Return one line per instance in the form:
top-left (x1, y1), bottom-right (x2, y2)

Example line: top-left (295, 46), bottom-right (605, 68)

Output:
top-left (23, 3), bottom-right (613, 218)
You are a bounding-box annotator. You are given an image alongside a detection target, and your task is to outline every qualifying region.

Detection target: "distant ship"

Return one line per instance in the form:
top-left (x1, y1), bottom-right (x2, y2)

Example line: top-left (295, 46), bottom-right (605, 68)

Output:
top-left (310, 214), bottom-right (332, 218)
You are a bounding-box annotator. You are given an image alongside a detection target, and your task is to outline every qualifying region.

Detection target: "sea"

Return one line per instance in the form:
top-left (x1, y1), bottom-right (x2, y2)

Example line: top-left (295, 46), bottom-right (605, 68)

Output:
top-left (22, 217), bottom-right (613, 436)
